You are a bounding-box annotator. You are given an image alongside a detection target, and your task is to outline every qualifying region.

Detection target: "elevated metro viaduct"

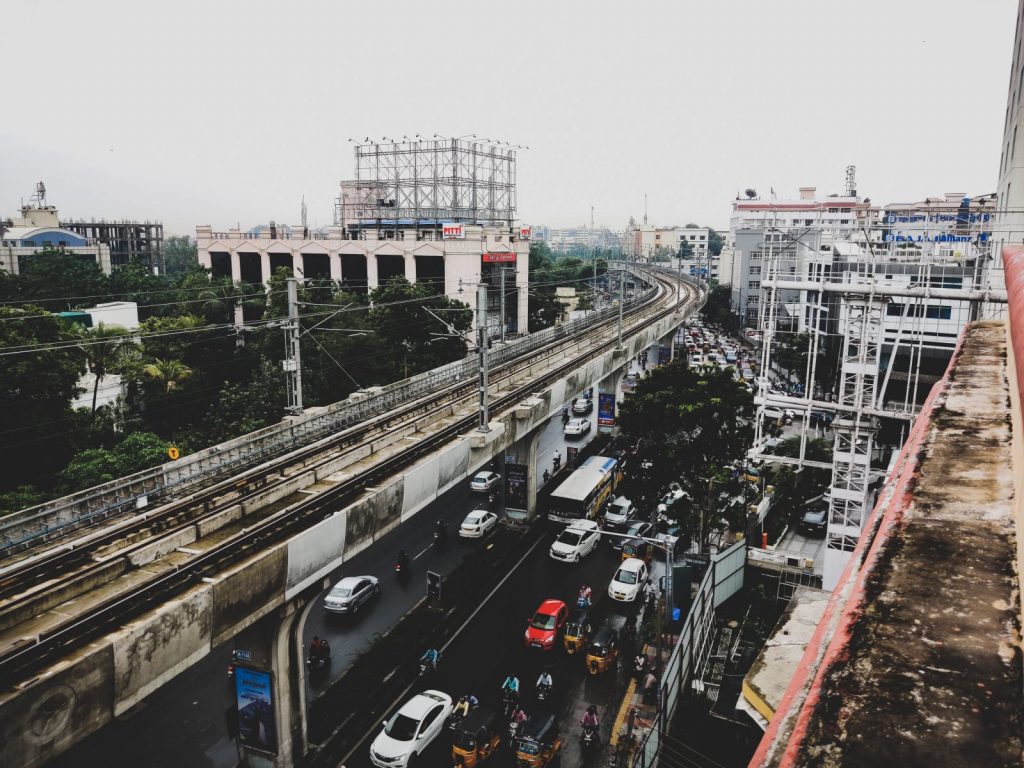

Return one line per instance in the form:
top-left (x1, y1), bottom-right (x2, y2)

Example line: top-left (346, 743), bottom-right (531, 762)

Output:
top-left (0, 271), bottom-right (703, 768)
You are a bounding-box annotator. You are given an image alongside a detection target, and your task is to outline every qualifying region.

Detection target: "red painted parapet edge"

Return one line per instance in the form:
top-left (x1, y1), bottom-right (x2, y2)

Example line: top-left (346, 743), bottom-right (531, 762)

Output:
top-left (747, 318), bottom-right (972, 768)
top-left (1004, 245), bottom-right (1024, 408)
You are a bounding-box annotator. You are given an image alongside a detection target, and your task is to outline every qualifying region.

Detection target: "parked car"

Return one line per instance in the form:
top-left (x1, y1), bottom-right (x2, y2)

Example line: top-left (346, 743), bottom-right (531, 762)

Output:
top-left (549, 520), bottom-right (601, 562)
top-left (608, 558), bottom-right (649, 602)
top-left (524, 599), bottom-right (568, 650)
top-left (460, 509), bottom-right (499, 538)
top-left (602, 496), bottom-right (636, 528)
top-left (470, 471), bottom-right (501, 492)
top-left (564, 417), bottom-right (591, 437)
top-left (799, 507), bottom-right (828, 536)
top-left (571, 397), bottom-right (593, 415)
top-left (370, 690), bottom-right (453, 768)
top-left (657, 485), bottom-right (686, 515)
top-left (762, 406), bottom-right (785, 421)
top-left (323, 575), bottom-right (380, 615)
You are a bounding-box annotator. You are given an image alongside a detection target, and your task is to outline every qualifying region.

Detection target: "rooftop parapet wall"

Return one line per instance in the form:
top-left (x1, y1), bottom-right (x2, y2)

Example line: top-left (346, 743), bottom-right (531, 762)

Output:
top-left (750, 318), bottom-right (1021, 767)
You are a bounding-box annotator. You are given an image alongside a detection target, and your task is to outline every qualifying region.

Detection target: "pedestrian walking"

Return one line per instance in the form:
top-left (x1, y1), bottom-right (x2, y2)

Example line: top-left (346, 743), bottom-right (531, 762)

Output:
top-left (643, 670), bottom-right (659, 704)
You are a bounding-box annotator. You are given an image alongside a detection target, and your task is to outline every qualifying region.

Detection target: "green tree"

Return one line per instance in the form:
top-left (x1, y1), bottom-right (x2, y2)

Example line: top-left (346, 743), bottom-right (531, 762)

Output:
top-left (0, 306), bottom-right (88, 491)
top-left (56, 432), bottom-right (169, 493)
top-left (617, 361), bottom-right (754, 521)
top-left (369, 279), bottom-right (472, 377)
top-left (700, 284), bottom-right (740, 332)
top-left (708, 228), bottom-right (725, 257)
top-left (107, 260), bottom-right (174, 319)
top-left (163, 236), bottom-right (199, 276)
top-left (143, 358), bottom-right (193, 393)
top-left (80, 322), bottom-right (133, 413)
top-left (0, 249), bottom-right (109, 311)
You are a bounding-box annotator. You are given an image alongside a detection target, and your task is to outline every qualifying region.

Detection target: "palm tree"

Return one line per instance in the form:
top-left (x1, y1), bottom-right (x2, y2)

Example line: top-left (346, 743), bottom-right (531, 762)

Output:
top-left (81, 323), bottom-right (131, 413)
top-left (142, 358), bottom-right (193, 394)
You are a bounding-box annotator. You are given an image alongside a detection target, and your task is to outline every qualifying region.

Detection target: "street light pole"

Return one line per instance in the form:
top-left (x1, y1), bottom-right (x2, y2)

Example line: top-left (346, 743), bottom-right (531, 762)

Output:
top-left (499, 267), bottom-right (507, 344)
top-left (616, 269), bottom-right (624, 350)
top-left (284, 277), bottom-right (303, 415)
top-left (477, 283), bottom-right (490, 432)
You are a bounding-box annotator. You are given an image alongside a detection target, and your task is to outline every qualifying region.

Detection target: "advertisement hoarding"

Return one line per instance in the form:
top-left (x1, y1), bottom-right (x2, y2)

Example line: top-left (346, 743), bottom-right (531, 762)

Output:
top-left (598, 392), bottom-right (616, 428)
top-left (234, 666), bottom-right (277, 754)
top-left (442, 223), bottom-right (465, 239)
top-left (658, 345), bottom-right (672, 365)
top-left (506, 463), bottom-right (527, 513)
top-left (518, 226), bottom-right (532, 240)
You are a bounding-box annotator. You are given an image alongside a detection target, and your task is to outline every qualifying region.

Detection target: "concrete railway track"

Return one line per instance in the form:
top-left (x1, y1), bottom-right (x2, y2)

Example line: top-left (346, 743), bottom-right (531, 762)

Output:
top-left (0, 268), bottom-right (702, 683)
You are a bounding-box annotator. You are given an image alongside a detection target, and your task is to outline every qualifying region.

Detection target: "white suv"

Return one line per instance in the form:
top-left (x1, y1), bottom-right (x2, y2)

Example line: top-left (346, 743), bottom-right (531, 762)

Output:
top-left (370, 690), bottom-right (453, 767)
top-left (549, 520), bottom-right (601, 563)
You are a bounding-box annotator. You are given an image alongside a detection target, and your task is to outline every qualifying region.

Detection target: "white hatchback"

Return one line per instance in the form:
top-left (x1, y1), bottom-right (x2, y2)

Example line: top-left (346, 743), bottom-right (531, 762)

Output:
top-left (470, 471), bottom-right (501, 492)
top-left (370, 690), bottom-right (453, 768)
top-left (608, 557), bottom-right (649, 602)
top-left (549, 519), bottom-right (601, 563)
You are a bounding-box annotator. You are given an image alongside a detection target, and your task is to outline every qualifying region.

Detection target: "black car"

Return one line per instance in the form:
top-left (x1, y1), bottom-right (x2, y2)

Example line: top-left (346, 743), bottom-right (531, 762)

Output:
top-left (799, 507), bottom-right (827, 536)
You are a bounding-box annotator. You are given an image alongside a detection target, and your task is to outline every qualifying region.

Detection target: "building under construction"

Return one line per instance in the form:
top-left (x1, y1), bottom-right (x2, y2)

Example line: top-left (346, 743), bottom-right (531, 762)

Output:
top-left (60, 218), bottom-right (164, 272)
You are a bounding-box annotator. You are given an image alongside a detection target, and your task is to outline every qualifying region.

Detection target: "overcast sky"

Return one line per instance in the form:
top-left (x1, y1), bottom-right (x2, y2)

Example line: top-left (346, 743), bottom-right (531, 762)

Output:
top-left (0, 0), bottom-right (1016, 235)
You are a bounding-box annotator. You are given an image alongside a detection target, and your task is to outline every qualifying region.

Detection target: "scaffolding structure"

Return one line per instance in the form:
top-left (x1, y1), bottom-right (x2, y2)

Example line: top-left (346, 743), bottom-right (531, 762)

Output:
top-left (752, 197), bottom-right (1009, 589)
top-left (61, 218), bottom-right (164, 271)
top-left (334, 138), bottom-right (518, 227)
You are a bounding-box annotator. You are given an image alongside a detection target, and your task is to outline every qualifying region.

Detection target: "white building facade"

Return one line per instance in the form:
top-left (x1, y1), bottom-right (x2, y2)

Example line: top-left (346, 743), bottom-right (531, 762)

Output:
top-left (196, 222), bottom-right (529, 337)
top-left (1, 198), bottom-right (112, 275)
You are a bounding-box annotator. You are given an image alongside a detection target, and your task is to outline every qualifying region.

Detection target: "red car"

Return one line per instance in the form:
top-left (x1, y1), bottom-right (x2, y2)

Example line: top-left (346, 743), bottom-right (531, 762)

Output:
top-left (524, 599), bottom-right (568, 651)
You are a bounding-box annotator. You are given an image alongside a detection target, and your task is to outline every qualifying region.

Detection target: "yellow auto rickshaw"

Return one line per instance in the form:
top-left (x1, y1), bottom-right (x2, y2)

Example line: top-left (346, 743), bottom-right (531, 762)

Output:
top-left (562, 610), bottom-right (591, 655)
top-left (515, 710), bottom-right (561, 768)
top-left (586, 625), bottom-right (619, 675)
top-left (621, 537), bottom-right (654, 564)
top-left (452, 707), bottom-right (501, 768)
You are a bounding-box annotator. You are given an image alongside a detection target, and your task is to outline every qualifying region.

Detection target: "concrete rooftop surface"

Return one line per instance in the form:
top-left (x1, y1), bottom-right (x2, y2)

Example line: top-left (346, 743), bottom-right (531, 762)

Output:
top-left (751, 320), bottom-right (1023, 768)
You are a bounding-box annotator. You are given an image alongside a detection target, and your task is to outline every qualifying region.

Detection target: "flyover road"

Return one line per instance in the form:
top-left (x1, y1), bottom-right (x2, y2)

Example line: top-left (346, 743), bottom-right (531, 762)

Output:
top-left (47, 408), bottom-right (602, 768)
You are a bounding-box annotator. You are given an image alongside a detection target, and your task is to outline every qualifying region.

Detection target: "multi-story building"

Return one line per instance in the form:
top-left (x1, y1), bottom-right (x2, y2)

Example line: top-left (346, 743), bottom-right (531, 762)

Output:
top-left (994, 2), bottom-right (1024, 302)
top-left (531, 225), bottom-right (621, 254)
top-left (198, 138), bottom-right (530, 337)
top-left (0, 187), bottom-right (112, 275)
top-left (61, 219), bottom-right (164, 273)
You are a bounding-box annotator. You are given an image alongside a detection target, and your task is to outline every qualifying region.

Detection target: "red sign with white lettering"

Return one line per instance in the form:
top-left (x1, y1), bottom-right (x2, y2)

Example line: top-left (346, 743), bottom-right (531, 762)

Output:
top-left (518, 226), bottom-right (532, 240)
top-left (482, 253), bottom-right (517, 263)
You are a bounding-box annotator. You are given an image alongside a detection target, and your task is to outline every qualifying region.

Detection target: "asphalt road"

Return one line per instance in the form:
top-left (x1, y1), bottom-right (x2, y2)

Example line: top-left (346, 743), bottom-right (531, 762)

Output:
top-left (342, 522), bottom-right (645, 768)
top-left (49, 399), bottom-right (602, 768)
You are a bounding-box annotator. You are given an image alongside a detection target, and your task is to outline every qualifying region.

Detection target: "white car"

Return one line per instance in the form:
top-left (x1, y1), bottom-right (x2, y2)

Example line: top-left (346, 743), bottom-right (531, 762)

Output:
top-left (470, 471), bottom-right (501, 492)
top-left (608, 557), bottom-right (649, 602)
top-left (370, 690), bottom-right (453, 768)
top-left (564, 417), bottom-right (591, 437)
top-left (549, 519), bottom-right (601, 562)
top-left (459, 509), bottom-right (499, 538)
top-left (323, 575), bottom-right (380, 615)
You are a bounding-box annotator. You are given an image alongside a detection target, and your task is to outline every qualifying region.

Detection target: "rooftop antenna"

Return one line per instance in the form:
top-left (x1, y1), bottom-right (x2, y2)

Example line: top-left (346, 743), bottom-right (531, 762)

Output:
top-left (590, 205), bottom-right (594, 230)
top-left (845, 164), bottom-right (857, 197)
top-left (643, 194), bottom-right (648, 225)
top-left (301, 195), bottom-right (308, 229)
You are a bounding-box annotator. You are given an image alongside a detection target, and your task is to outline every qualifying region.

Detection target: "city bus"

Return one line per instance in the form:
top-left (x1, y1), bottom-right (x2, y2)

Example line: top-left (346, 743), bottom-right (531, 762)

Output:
top-left (547, 455), bottom-right (621, 525)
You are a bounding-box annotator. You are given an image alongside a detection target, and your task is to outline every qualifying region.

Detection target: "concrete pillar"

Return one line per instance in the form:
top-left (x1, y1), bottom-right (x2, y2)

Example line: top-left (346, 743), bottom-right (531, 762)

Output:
top-left (597, 369), bottom-right (625, 433)
top-left (230, 249), bottom-right (241, 282)
top-left (504, 405), bottom-right (546, 522)
top-left (367, 254), bottom-right (379, 293)
top-left (404, 254), bottom-right (416, 283)
top-left (329, 253), bottom-right (341, 282)
top-left (292, 253), bottom-right (302, 280)
top-left (232, 583), bottom-right (325, 768)
top-left (260, 252), bottom-right (271, 284)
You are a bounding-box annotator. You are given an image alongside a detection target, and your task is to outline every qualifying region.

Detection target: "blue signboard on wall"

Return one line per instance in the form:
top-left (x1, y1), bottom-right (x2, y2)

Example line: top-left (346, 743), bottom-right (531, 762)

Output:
top-left (235, 666), bottom-right (277, 754)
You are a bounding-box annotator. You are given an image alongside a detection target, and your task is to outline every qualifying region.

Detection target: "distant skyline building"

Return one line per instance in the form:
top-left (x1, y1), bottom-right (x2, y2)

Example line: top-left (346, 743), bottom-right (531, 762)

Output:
top-left (0, 183), bottom-right (112, 275)
top-left (530, 224), bottom-right (622, 253)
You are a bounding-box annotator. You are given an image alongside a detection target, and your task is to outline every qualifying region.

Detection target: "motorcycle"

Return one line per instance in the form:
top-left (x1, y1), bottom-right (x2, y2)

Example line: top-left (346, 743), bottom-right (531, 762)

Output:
top-left (536, 682), bottom-right (551, 702)
top-left (580, 724), bottom-right (600, 755)
top-left (434, 524), bottom-right (447, 547)
top-left (508, 719), bottom-right (522, 746)
top-left (395, 553), bottom-right (410, 578)
top-left (502, 688), bottom-right (519, 718)
top-left (306, 653), bottom-right (330, 676)
top-left (419, 654), bottom-right (440, 677)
